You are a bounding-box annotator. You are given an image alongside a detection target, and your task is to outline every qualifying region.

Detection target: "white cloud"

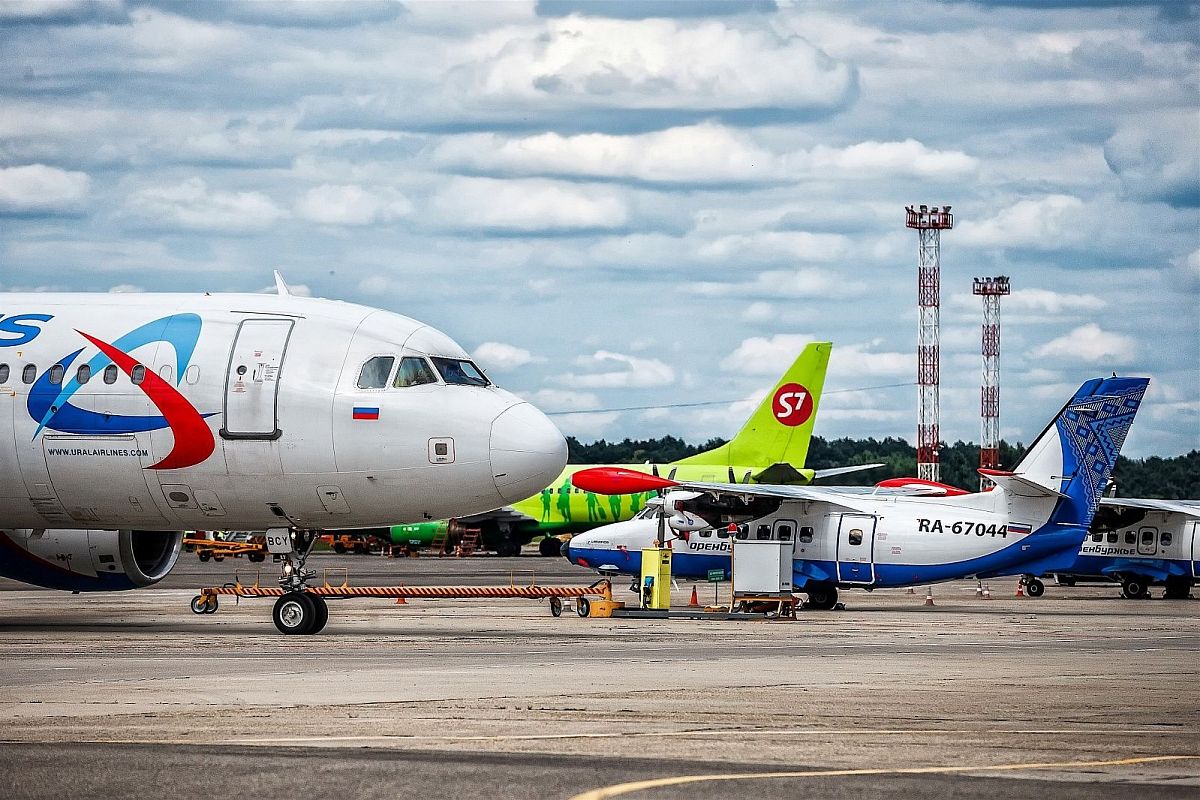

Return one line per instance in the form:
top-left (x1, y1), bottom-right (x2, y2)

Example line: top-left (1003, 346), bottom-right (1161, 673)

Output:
top-left (693, 267), bottom-right (866, 300)
top-left (957, 195), bottom-right (1086, 248)
top-left (473, 341), bottom-right (542, 370)
top-left (1032, 323), bottom-right (1137, 363)
top-left (0, 164), bottom-right (90, 211)
top-left (559, 351), bottom-right (675, 388)
top-left (1104, 111), bottom-right (1199, 206)
top-left (696, 231), bottom-right (850, 264)
top-left (433, 126), bottom-right (975, 185)
top-left (294, 184), bottom-right (412, 227)
top-left (1004, 288), bottom-right (1106, 314)
top-left (125, 177), bottom-right (287, 231)
top-left (431, 177), bottom-right (628, 231)
top-left (527, 388), bottom-right (602, 412)
top-left (741, 301), bottom-right (776, 323)
top-left (107, 284), bottom-right (143, 293)
top-left (465, 16), bottom-right (854, 111)
top-left (720, 334), bottom-right (816, 376)
top-left (828, 343), bottom-right (914, 381)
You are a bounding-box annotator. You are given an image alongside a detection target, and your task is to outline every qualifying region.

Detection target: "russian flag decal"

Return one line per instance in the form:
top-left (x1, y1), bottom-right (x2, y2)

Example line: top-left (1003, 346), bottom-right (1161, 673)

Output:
top-left (1008, 522), bottom-right (1032, 535)
top-left (352, 407), bottom-right (380, 421)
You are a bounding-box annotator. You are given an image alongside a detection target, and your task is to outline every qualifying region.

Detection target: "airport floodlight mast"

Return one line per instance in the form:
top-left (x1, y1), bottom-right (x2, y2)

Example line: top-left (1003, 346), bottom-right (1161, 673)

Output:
top-left (905, 203), bottom-right (954, 483)
top-left (973, 275), bottom-right (1010, 490)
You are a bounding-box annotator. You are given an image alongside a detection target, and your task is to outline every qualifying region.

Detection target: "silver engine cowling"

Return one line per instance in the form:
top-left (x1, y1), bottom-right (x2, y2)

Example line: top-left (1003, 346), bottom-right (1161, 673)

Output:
top-left (0, 529), bottom-right (183, 591)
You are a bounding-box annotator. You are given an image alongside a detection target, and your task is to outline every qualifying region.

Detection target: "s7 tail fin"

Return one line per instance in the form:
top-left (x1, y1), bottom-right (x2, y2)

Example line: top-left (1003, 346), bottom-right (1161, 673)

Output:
top-left (674, 342), bottom-right (830, 472)
top-left (987, 376), bottom-right (1149, 528)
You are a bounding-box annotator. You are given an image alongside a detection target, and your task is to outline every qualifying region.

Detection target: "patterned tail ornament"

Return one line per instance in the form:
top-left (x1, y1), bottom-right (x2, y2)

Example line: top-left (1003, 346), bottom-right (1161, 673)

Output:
top-left (1048, 376), bottom-right (1148, 529)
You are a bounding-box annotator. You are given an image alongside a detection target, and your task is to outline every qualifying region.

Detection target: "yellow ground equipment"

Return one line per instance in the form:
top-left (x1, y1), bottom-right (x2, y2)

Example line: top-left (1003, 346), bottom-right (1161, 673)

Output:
top-left (640, 547), bottom-right (673, 610)
top-left (183, 533), bottom-right (267, 563)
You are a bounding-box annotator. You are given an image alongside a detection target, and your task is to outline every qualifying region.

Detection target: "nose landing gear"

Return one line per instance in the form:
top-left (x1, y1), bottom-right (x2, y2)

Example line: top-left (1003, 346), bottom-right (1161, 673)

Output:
top-left (270, 528), bottom-right (329, 635)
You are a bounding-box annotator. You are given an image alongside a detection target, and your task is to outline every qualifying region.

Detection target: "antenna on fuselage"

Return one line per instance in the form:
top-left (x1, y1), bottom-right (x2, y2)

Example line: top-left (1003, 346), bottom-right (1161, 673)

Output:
top-left (273, 270), bottom-right (292, 297)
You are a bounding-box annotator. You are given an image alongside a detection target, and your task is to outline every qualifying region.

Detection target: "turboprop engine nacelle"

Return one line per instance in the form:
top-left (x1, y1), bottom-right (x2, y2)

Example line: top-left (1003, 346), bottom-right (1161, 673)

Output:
top-left (0, 529), bottom-right (183, 592)
top-left (666, 491), bottom-right (782, 531)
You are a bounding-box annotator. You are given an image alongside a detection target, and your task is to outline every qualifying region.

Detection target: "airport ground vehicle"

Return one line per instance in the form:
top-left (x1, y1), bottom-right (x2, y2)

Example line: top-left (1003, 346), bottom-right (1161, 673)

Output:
top-left (183, 531), bottom-right (268, 563)
top-left (0, 276), bottom-right (565, 593)
top-left (568, 377), bottom-right (1149, 609)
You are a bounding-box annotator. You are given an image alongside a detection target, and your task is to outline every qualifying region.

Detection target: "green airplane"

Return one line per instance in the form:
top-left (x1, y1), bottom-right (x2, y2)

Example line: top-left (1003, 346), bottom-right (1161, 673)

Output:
top-left (347, 343), bottom-right (876, 556)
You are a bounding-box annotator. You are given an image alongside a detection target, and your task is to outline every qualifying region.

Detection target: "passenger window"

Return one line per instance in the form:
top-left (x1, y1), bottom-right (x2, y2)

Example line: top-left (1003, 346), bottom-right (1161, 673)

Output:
top-left (22, 364), bottom-right (36, 384)
top-left (430, 357), bottom-right (490, 387)
top-left (756, 524), bottom-right (771, 540)
top-left (0, 364), bottom-right (8, 383)
top-left (357, 356), bottom-right (395, 389)
top-left (1124, 531), bottom-right (1136, 545)
top-left (393, 356), bottom-right (437, 388)
top-left (1161, 532), bottom-right (1173, 546)
top-left (777, 524), bottom-right (792, 542)
top-left (103, 365), bottom-right (118, 384)
top-left (184, 364), bottom-right (200, 384)
top-left (131, 365), bottom-right (146, 385)
top-left (1090, 532), bottom-right (1103, 543)
top-left (159, 365), bottom-right (173, 383)
top-left (698, 529), bottom-right (711, 538)
top-left (799, 526), bottom-right (814, 543)
top-left (847, 528), bottom-right (864, 546)
top-left (716, 528), bottom-right (730, 539)
top-left (1140, 528), bottom-right (1155, 545)
top-left (76, 364), bottom-right (91, 384)
top-left (48, 364), bottom-right (64, 385)
top-left (1107, 531), bottom-right (1118, 543)
top-left (735, 524), bottom-right (749, 540)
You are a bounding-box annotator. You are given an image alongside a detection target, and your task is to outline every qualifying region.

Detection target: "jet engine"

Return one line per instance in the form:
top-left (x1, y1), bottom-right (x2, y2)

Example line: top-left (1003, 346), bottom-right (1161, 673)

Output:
top-left (0, 529), bottom-right (183, 592)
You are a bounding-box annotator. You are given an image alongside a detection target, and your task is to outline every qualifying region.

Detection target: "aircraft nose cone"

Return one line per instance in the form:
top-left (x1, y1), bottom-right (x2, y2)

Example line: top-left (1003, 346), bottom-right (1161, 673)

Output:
top-left (490, 402), bottom-right (567, 505)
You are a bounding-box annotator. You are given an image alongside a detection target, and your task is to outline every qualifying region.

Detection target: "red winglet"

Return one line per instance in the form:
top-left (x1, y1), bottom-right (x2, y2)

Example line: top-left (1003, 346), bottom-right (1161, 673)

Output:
top-left (571, 467), bottom-right (678, 496)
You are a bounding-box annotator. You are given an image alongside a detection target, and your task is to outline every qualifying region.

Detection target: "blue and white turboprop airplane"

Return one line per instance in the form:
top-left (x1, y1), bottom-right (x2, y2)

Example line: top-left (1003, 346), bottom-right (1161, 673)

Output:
top-left (566, 377), bottom-right (1149, 610)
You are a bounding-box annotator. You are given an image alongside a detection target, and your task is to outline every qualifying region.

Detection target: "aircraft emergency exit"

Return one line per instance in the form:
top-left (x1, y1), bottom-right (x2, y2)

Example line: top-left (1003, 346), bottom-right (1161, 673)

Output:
top-left (567, 377), bottom-right (1148, 610)
top-left (0, 279), bottom-right (566, 596)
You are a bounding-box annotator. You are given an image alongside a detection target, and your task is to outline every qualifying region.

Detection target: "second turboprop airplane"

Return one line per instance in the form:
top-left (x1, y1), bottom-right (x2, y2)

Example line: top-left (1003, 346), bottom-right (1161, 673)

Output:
top-left (567, 377), bottom-right (1149, 610)
top-left (352, 343), bottom-right (880, 556)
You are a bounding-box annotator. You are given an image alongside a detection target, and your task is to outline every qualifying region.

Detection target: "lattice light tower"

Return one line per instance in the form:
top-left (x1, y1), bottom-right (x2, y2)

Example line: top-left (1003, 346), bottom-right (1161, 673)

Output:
top-left (905, 204), bottom-right (953, 482)
top-left (973, 275), bottom-right (1010, 490)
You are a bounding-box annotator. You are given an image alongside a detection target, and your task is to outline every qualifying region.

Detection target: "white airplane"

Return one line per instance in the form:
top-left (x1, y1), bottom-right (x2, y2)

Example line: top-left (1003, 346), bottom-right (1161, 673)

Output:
top-left (0, 276), bottom-right (566, 631)
top-left (567, 376), bottom-right (1149, 610)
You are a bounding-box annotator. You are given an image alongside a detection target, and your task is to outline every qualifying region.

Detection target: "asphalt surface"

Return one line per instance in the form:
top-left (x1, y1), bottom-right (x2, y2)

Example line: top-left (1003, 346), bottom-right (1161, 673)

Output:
top-left (0, 551), bottom-right (1197, 799)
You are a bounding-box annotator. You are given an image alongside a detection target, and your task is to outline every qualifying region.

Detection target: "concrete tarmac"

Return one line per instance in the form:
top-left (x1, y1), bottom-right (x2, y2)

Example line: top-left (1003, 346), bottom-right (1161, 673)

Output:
top-left (0, 552), bottom-right (1197, 799)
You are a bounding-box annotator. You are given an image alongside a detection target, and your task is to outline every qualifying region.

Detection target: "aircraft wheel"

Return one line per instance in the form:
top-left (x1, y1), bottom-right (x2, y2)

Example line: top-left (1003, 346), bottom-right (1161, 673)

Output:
top-left (273, 592), bottom-right (317, 635)
top-left (213, 555), bottom-right (225, 562)
top-left (190, 595), bottom-right (209, 615)
top-left (333, 543), bottom-right (346, 554)
top-left (549, 596), bottom-right (563, 617)
top-left (539, 537), bottom-right (560, 557)
top-left (248, 552), bottom-right (265, 563)
top-left (576, 597), bottom-right (591, 618)
top-left (308, 594), bottom-right (329, 634)
top-left (1121, 578), bottom-right (1147, 599)
top-left (198, 551), bottom-right (211, 562)
top-left (1163, 576), bottom-right (1190, 600)
top-left (496, 539), bottom-right (521, 558)
top-left (1025, 578), bottom-right (1045, 597)
top-left (805, 583), bottom-right (838, 611)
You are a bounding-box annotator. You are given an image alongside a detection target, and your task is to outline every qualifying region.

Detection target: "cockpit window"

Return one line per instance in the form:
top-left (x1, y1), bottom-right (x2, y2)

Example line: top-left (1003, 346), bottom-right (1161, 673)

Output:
top-left (430, 357), bottom-right (489, 387)
top-left (393, 356), bottom-right (437, 388)
top-left (357, 356), bottom-right (394, 389)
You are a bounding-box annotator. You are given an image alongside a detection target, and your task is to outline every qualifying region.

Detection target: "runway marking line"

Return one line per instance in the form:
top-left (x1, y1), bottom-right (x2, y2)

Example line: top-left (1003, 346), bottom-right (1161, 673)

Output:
top-left (567, 755), bottom-right (1200, 800)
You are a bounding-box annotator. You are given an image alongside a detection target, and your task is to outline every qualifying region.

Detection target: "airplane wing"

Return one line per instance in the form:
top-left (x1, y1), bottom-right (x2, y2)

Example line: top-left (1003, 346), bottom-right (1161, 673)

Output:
top-left (1098, 497), bottom-right (1200, 517)
top-left (572, 467), bottom-right (892, 513)
top-left (811, 463), bottom-right (885, 480)
top-left (750, 461), bottom-right (883, 484)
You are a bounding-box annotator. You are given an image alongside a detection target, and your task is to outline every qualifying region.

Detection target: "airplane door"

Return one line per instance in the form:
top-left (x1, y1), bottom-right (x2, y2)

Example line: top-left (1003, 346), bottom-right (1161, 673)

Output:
top-left (1136, 526), bottom-right (1157, 556)
top-left (1191, 522), bottom-right (1199, 579)
top-left (221, 318), bottom-right (293, 439)
top-left (836, 514), bottom-right (876, 584)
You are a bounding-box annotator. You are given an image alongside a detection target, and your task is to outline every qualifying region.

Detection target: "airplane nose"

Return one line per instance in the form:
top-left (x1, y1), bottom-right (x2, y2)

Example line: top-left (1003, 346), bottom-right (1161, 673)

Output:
top-left (490, 402), bottom-right (567, 505)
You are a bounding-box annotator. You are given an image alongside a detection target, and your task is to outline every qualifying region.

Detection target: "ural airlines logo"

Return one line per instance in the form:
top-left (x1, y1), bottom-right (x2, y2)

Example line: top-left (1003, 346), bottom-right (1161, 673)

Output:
top-left (27, 314), bottom-right (217, 470)
top-left (772, 382), bottom-right (813, 427)
top-left (0, 313), bottom-right (53, 346)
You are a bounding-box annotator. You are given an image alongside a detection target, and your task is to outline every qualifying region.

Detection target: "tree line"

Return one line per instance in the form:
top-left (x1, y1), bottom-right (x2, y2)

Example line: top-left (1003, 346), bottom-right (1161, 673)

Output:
top-left (566, 436), bottom-right (1199, 500)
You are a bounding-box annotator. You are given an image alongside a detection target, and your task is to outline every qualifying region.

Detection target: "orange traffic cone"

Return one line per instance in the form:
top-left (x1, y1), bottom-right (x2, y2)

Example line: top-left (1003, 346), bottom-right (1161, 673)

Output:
top-left (688, 586), bottom-right (700, 608)
top-left (924, 587), bottom-right (935, 606)
top-left (975, 581), bottom-right (984, 598)
top-left (395, 596), bottom-right (407, 604)
top-left (982, 584), bottom-right (992, 600)
top-left (1015, 581), bottom-right (1025, 597)
top-left (907, 586), bottom-right (915, 594)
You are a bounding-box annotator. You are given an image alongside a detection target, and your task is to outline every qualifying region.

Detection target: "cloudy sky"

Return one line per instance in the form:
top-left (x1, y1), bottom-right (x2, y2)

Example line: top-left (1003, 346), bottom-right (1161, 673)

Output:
top-left (1, 0), bottom-right (1196, 458)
